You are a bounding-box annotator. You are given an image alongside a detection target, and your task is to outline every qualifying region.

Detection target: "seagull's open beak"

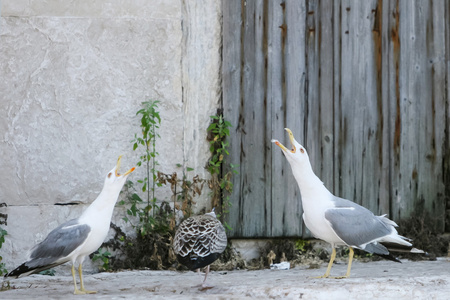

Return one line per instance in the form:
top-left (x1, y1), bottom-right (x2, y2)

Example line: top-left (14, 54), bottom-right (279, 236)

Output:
top-left (115, 155), bottom-right (136, 177)
top-left (271, 128), bottom-right (296, 153)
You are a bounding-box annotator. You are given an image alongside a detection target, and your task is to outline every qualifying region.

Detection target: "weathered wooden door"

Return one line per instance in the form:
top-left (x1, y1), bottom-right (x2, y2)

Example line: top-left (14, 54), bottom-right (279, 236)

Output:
top-left (223, 0), bottom-right (449, 238)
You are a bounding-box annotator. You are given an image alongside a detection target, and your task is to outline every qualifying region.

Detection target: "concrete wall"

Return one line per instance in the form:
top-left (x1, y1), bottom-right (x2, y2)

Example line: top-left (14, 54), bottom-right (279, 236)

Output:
top-left (0, 0), bottom-right (222, 272)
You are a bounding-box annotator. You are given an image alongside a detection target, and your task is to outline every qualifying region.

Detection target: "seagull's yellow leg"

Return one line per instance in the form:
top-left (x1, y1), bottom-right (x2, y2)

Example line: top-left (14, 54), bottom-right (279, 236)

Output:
top-left (72, 265), bottom-right (85, 295)
top-left (344, 247), bottom-right (354, 278)
top-left (314, 247), bottom-right (337, 278)
top-left (78, 264), bottom-right (97, 294)
top-left (331, 247), bottom-right (354, 279)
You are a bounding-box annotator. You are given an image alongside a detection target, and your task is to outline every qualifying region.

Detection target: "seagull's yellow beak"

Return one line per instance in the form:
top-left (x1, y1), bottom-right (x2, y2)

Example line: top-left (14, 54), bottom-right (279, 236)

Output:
top-left (272, 128), bottom-right (296, 153)
top-left (115, 155), bottom-right (135, 177)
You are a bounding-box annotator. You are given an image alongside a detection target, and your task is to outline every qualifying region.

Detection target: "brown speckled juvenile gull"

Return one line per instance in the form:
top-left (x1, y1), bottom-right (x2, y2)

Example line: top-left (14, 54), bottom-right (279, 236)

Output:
top-left (272, 128), bottom-right (424, 279)
top-left (173, 209), bottom-right (227, 287)
top-left (5, 156), bottom-right (135, 294)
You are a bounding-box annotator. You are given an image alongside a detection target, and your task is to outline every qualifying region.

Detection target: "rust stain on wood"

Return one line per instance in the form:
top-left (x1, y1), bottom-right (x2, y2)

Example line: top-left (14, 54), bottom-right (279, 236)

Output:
top-left (373, 0), bottom-right (383, 166)
top-left (391, 0), bottom-right (401, 160)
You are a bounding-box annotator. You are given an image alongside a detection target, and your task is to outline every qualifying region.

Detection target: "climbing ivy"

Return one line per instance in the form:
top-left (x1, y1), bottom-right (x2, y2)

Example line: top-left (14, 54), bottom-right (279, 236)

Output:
top-left (207, 111), bottom-right (237, 230)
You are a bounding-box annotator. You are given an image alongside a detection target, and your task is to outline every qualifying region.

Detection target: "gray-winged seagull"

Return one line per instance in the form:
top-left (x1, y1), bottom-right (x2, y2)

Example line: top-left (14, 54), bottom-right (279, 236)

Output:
top-left (272, 128), bottom-right (423, 278)
top-left (5, 156), bottom-right (135, 294)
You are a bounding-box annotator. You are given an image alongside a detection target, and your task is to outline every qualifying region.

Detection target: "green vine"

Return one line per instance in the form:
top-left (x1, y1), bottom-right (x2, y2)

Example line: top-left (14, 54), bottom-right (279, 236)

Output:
top-left (207, 112), bottom-right (237, 230)
top-left (0, 228), bottom-right (7, 276)
top-left (120, 100), bottom-right (167, 236)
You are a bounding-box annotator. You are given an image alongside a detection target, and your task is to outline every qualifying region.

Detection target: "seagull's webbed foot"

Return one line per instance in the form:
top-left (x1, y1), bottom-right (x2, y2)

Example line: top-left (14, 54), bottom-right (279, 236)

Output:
top-left (80, 288), bottom-right (97, 294)
top-left (330, 275), bottom-right (350, 279)
top-left (311, 248), bottom-right (336, 279)
top-left (313, 274), bottom-right (330, 279)
top-left (72, 263), bottom-right (97, 295)
top-left (73, 288), bottom-right (97, 295)
top-left (73, 288), bottom-right (85, 295)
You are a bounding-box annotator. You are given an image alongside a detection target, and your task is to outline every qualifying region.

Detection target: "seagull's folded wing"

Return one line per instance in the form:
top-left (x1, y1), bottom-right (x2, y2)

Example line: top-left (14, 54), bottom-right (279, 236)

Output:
top-left (29, 218), bottom-right (91, 265)
top-left (324, 206), bottom-right (392, 254)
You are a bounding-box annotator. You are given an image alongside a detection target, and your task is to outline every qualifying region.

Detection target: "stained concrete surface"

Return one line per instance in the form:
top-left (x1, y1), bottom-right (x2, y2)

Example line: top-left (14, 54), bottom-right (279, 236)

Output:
top-left (1, 259), bottom-right (449, 299)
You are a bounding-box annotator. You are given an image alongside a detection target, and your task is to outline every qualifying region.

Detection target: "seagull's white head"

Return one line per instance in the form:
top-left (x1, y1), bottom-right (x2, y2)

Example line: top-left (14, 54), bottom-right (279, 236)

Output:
top-left (271, 128), bottom-right (310, 167)
top-left (103, 155), bottom-right (135, 193)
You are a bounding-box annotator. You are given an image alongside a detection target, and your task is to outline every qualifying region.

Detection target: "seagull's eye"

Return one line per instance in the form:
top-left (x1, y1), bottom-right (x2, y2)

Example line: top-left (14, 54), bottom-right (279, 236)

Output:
top-left (300, 148), bottom-right (305, 154)
top-left (108, 172), bottom-right (112, 178)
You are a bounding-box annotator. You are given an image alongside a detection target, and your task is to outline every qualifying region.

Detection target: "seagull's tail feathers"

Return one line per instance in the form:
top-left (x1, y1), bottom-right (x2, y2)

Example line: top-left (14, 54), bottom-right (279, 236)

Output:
top-left (376, 253), bottom-right (402, 263)
top-left (381, 242), bottom-right (425, 254)
top-left (359, 242), bottom-right (402, 263)
top-left (4, 258), bottom-right (66, 279)
top-left (377, 214), bottom-right (426, 255)
top-left (360, 231), bottom-right (425, 264)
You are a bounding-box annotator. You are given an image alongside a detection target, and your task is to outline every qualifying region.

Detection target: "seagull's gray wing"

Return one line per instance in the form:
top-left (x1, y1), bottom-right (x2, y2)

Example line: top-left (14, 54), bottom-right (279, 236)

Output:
top-left (28, 218), bottom-right (91, 267)
top-left (325, 197), bottom-right (392, 254)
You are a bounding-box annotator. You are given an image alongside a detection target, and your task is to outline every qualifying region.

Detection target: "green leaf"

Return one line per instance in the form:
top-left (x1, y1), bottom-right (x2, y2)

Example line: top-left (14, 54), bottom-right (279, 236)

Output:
top-left (131, 193), bottom-right (142, 202)
top-left (207, 123), bottom-right (217, 131)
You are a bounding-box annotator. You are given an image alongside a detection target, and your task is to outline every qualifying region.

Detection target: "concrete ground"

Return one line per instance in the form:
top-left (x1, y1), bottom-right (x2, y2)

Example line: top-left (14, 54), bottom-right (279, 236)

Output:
top-left (1, 258), bottom-right (449, 300)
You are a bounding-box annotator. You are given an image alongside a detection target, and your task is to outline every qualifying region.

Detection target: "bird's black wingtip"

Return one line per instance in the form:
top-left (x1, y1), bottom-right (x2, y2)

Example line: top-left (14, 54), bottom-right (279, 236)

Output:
top-left (3, 262), bottom-right (36, 279)
top-left (376, 253), bottom-right (402, 263)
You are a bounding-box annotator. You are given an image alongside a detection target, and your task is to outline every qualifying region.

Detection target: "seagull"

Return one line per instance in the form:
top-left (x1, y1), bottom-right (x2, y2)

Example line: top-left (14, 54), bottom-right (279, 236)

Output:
top-left (272, 128), bottom-right (424, 278)
top-left (5, 156), bottom-right (135, 294)
top-left (173, 209), bottom-right (227, 288)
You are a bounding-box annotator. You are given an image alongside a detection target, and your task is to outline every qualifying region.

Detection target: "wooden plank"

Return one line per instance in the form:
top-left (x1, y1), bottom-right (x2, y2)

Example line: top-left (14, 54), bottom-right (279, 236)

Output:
top-left (377, 0), bottom-right (391, 217)
top-left (241, 0), bottom-right (269, 237)
top-left (317, 0), bottom-right (335, 194)
top-left (388, 0), bottom-right (447, 232)
top-left (392, 0), bottom-right (422, 221)
top-left (222, 0), bottom-right (243, 236)
top-left (226, 0), bottom-right (272, 238)
top-left (335, 0), bottom-right (384, 215)
top-left (302, 0), bottom-right (335, 208)
top-left (386, 0), bottom-right (401, 221)
top-left (268, 0), bottom-right (286, 237)
top-left (270, 0), bottom-right (307, 237)
top-left (417, 0), bottom-right (446, 231)
top-left (389, 0), bottom-right (443, 229)
top-left (333, 0), bottom-right (342, 199)
top-left (237, 0), bottom-right (260, 237)
top-left (446, 0), bottom-right (450, 233)
top-left (427, 0), bottom-right (446, 232)
top-left (304, 0), bottom-right (321, 176)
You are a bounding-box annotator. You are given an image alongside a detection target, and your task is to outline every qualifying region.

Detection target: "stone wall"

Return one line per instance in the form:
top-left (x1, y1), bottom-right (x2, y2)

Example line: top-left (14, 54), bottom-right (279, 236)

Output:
top-left (0, 0), bottom-right (222, 272)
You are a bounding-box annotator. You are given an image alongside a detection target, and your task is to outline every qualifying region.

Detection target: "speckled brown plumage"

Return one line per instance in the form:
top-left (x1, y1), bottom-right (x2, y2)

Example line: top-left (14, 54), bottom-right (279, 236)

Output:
top-left (173, 210), bottom-right (227, 271)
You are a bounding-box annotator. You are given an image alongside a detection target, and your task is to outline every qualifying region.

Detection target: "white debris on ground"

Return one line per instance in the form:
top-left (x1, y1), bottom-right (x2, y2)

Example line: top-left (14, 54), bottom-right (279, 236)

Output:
top-left (1, 259), bottom-right (449, 299)
top-left (270, 262), bottom-right (291, 270)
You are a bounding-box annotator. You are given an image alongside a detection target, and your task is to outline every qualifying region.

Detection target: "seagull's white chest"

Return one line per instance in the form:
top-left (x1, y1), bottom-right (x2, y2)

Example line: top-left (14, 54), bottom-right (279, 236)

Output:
top-left (84, 216), bottom-right (110, 251)
top-left (76, 201), bottom-right (114, 257)
top-left (301, 193), bottom-right (345, 246)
